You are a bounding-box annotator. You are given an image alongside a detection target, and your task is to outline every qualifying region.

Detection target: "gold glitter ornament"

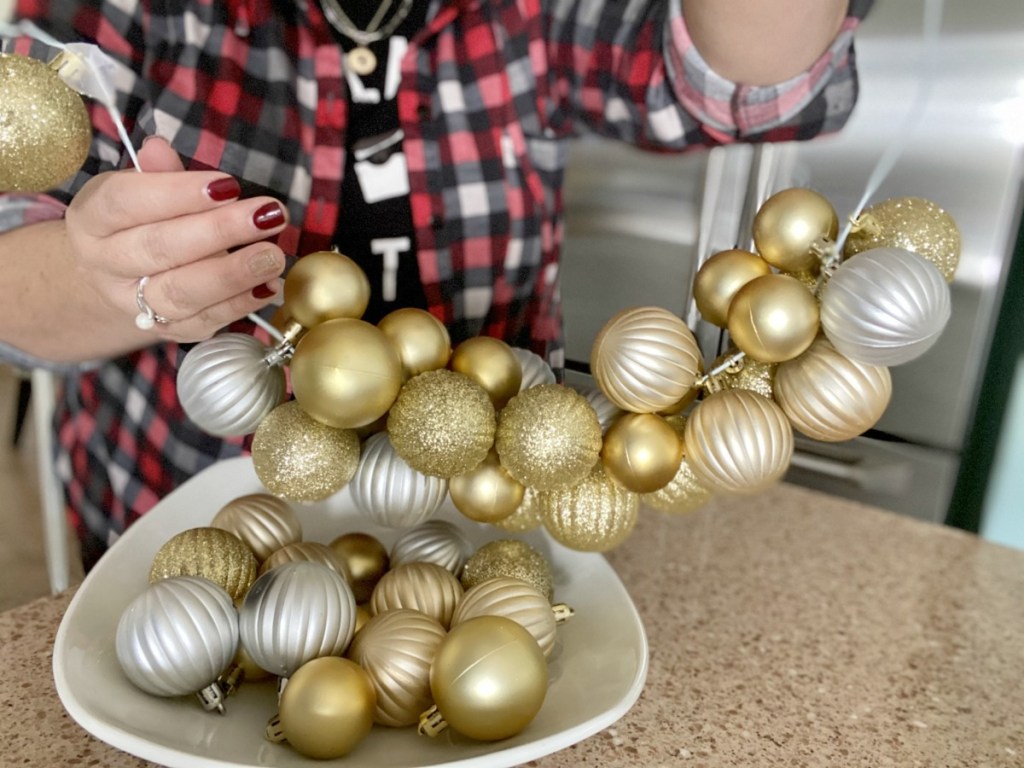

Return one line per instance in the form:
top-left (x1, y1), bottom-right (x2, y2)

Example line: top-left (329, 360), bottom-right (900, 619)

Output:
top-left (149, 527), bottom-right (258, 601)
top-left (753, 187), bottom-right (838, 273)
top-left (449, 449), bottom-right (525, 524)
top-left (329, 533), bottom-right (390, 603)
top-left (449, 336), bottom-right (523, 410)
top-left (278, 656), bottom-right (376, 759)
top-left (495, 384), bottom-right (602, 492)
top-left (210, 493), bottom-right (302, 564)
top-left (347, 608), bottom-right (447, 727)
top-left (251, 400), bottom-right (361, 502)
top-left (844, 196), bottom-right (960, 282)
top-left (590, 306), bottom-right (702, 413)
top-left (451, 577), bottom-right (567, 658)
top-left (258, 541), bottom-right (352, 581)
top-left (282, 250), bottom-right (370, 329)
top-left (461, 539), bottom-right (554, 601)
top-left (540, 462), bottom-right (639, 552)
top-left (708, 350), bottom-right (777, 400)
top-left (0, 53), bottom-right (92, 192)
top-left (290, 318), bottom-right (403, 429)
top-left (387, 369), bottom-right (496, 478)
top-left (601, 412), bottom-right (684, 494)
top-left (493, 487), bottom-right (544, 533)
top-left (693, 249), bottom-right (773, 327)
top-left (370, 561), bottom-right (464, 628)
top-left (640, 417), bottom-right (714, 514)
top-left (727, 274), bottom-right (820, 363)
top-left (377, 307), bottom-right (452, 380)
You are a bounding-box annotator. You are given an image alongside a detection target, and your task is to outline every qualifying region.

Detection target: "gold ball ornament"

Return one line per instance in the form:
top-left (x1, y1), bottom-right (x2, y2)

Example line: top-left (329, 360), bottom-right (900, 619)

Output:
top-left (290, 318), bottom-right (403, 429)
top-left (460, 539), bottom-right (554, 601)
top-left (354, 605), bottom-right (372, 633)
top-left (329, 533), bottom-right (390, 604)
top-left (251, 400), bottom-right (361, 502)
top-left (753, 187), bottom-right (839, 273)
top-left (708, 350), bottom-right (777, 400)
top-left (590, 306), bottom-right (702, 412)
top-left (377, 307), bottom-right (452, 380)
top-left (387, 369), bottom-right (496, 478)
top-left (775, 337), bottom-right (892, 442)
top-left (693, 249), bottom-right (773, 327)
top-left (227, 644), bottom-right (272, 687)
top-left (258, 541), bottom-right (352, 580)
top-left (601, 413), bottom-right (684, 493)
top-left (282, 250), bottom-right (371, 328)
top-left (449, 450), bottom-right (525, 524)
top-left (425, 616), bottom-right (547, 741)
top-left (451, 577), bottom-right (561, 658)
top-left (639, 415), bottom-right (714, 514)
top-left (0, 53), bottom-right (92, 192)
top-left (493, 487), bottom-right (544, 533)
top-left (210, 493), bottom-right (302, 564)
top-left (844, 196), bottom-right (960, 282)
top-left (278, 656), bottom-right (376, 759)
top-left (370, 561), bottom-right (464, 628)
top-left (450, 336), bottom-right (523, 410)
top-left (347, 608), bottom-right (447, 726)
top-left (149, 527), bottom-right (257, 601)
top-left (684, 389), bottom-right (793, 494)
top-left (727, 274), bottom-right (820, 363)
top-left (540, 462), bottom-right (639, 552)
top-left (494, 384), bottom-right (602, 492)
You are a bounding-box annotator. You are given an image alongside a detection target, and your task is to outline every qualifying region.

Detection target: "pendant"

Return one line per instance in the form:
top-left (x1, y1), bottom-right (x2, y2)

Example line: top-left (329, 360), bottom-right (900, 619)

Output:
top-left (347, 46), bottom-right (377, 76)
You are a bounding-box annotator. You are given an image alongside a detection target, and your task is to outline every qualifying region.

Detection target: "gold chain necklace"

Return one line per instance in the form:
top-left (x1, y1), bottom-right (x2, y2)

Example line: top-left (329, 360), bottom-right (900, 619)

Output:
top-left (319, 0), bottom-right (416, 75)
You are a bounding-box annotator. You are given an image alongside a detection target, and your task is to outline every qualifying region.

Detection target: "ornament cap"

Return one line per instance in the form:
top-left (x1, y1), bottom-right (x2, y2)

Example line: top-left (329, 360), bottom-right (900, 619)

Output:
top-left (417, 704), bottom-right (449, 738)
top-left (552, 603), bottom-right (575, 625)
top-left (216, 665), bottom-right (245, 698)
top-left (265, 713), bottom-right (287, 743)
top-left (195, 683), bottom-right (227, 715)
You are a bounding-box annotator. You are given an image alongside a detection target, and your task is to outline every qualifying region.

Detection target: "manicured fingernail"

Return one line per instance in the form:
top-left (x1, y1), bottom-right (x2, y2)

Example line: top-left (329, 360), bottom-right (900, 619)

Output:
top-left (206, 177), bottom-right (241, 201)
top-left (247, 249), bottom-right (280, 276)
top-left (252, 281), bottom-right (278, 299)
top-left (253, 202), bottom-right (285, 230)
top-left (141, 134), bottom-right (167, 147)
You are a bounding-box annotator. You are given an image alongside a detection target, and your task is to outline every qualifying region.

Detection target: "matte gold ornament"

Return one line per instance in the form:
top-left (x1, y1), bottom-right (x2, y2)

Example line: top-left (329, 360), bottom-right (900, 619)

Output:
top-left (493, 488), bottom-right (544, 533)
top-left (449, 450), bottom-right (525, 524)
top-left (540, 462), bottom-right (639, 552)
top-left (639, 415), bottom-right (714, 514)
top-left (278, 656), bottom-right (376, 759)
top-left (693, 249), bottom-right (773, 327)
top-left (377, 307), bottom-right (452, 380)
top-left (495, 384), bottom-right (602, 492)
top-left (329, 533), bottom-right (390, 604)
top-left (684, 389), bottom-right (793, 495)
top-left (290, 318), bottom-right (403, 429)
top-left (370, 561), bottom-right (464, 628)
top-left (259, 541), bottom-right (352, 581)
top-left (251, 400), bottom-right (361, 502)
top-left (149, 527), bottom-right (257, 601)
top-left (708, 350), bottom-right (776, 400)
top-left (210, 493), bottom-right (302, 564)
top-left (347, 608), bottom-right (447, 727)
top-left (349, 432), bottom-right (449, 528)
top-left (753, 187), bottom-right (839, 273)
top-left (0, 54), bottom-right (92, 192)
top-left (354, 605), bottom-right (372, 633)
top-left (451, 577), bottom-right (564, 658)
top-left (727, 274), bottom-right (820, 363)
top-left (421, 616), bottom-right (547, 741)
top-left (590, 306), bottom-right (702, 412)
top-left (389, 520), bottom-right (474, 575)
top-left (775, 337), bottom-right (892, 442)
top-left (282, 250), bottom-right (371, 328)
top-left (601, 412), bottom-right (684, 493)
top-left (387, 369), bottom-right (497, 478)
top-left (512, 347), bottom-right (556, 391)
top-left (460, 539), bottom-right (554, 601)
top-left (844, 196), bottom-right (960, 282)
top-left (450, 336), bottom-right (523, 410)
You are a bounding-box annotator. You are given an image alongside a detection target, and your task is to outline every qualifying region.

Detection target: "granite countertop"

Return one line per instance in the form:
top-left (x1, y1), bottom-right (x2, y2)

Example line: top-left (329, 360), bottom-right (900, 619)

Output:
top-left (2, 483), bottom-right (1022, 767)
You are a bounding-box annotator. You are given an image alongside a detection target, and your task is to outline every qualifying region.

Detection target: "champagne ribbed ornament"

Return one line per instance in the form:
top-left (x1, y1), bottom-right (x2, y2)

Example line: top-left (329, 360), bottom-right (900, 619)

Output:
top-left (451, 577), bottom-right (570, 658)
top-left (259, 541), bottom-right (352, 580)
top-left (149, 527), bottom-right (257, 601)
top-left (210, 493), bottom-right (301, 564)
top-left (369, 562), bottom-right (464, 628)
top-left (348, 432), bottom-right (448, 528)
top-left (389, 520), bottom-right (474, 575)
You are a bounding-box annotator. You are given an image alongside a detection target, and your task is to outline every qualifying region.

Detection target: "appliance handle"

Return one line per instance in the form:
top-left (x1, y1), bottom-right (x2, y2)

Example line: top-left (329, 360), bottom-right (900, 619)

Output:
top-left (790, 449), bottom-right (914, 496)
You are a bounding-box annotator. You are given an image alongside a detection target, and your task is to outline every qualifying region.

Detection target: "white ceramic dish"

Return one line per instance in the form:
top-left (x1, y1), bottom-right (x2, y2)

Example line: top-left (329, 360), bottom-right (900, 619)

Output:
top-left (53, 457), bottom-right (648, 768)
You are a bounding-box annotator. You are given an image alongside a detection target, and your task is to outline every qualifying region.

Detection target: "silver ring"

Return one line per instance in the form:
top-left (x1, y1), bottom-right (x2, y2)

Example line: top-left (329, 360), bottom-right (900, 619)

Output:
top-left (134, 276), bottom-right (172, 330)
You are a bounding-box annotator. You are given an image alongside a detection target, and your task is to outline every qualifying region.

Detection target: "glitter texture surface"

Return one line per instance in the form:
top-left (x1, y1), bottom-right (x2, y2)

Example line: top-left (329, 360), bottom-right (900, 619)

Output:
top-left (460, 539), bottom-right (554, 602)
top-left (709, 350), bottom-right (777, 400)
top-left (539, 463), bottom-right (639, 553)
top-left (149, 527), bottom-right (258, 601)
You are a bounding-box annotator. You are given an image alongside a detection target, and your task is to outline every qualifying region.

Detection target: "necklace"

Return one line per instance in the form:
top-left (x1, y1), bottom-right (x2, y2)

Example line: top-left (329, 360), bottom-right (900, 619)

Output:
top-left (319, 0), bottom-right (416, 75)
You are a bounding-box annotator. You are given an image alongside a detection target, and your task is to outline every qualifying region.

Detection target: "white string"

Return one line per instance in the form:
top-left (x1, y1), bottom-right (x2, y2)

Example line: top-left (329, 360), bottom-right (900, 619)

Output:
top-left (247, 311), bottom-right (286, 344)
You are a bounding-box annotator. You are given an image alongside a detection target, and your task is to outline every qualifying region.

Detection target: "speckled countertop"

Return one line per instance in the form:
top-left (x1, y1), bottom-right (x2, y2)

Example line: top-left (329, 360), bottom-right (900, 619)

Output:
top-left (2, 483), bottom-right (1022, 767)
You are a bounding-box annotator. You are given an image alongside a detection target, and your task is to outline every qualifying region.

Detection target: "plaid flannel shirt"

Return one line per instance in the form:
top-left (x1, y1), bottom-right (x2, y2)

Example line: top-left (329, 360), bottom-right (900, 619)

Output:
top-left (2, 0), bottom-right (871, 568)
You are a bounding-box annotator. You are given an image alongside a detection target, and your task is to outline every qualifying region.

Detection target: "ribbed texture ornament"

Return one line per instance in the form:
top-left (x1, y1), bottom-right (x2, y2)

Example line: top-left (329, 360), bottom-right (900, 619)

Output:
top-left (210, 493), bottom-right (302, 563)
top-left (370, 562), bottom-right (464, 629)
top-left (775, 337), bottom-right (892, 442)
top-left (115, 577), bottom-right (238, 698)
top-left (149, 527), bottom-right (257, 601)
top-left (389, 519), bottom-right (474, 575)
top-left (540, 463), bottom-right (639, 553)
top-left (683, 389), bottom-right (793, 495)
top-left (821, 247), bottom-right (951, 366)
top-left (259, 541), bottom-right (352, 581)
top-left (573, 385), bottom-right (624, 435)
top-left (451, 577), bottom-right (558, 657)
top-left (177, 333), bottom-right (285, 437)
top-left (238, 562), bottom-right (357, 678)
top-left (512, 347), bottom-right (556, 391)
top-left (349, 432), bottom-right (448, 528)
top-left (347, 608), bottom-right (447, 727)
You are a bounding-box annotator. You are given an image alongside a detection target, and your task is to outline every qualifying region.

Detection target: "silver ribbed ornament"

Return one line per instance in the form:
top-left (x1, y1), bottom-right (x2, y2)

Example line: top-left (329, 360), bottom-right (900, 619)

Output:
top-left (177, 333), bottom-right (285, 437)
top-left (573, 384), bottom-right (624, 435)
top-left (512, 347), bottom-right (556, 391)
top-left (389, 519), bottom-right (474, 575)
top-left (349, 432), bottom-right (448, 528)
top-left (238, 562), bottom-right (356, 679)
top-left (210, 493), bottom-right (302, 564)
top-left (115, 576), bottom-right (238, 712)
top-left (821, 247), bottom-right (952, 367)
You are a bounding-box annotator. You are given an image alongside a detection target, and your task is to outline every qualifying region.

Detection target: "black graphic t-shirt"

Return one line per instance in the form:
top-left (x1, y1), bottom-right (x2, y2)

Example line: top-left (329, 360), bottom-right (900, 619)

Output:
top-left (330, 1), bottom-right (431, 323)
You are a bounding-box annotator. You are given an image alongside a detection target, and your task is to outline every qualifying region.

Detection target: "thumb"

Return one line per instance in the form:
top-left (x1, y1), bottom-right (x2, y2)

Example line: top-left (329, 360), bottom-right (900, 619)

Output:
top-left (137, 135), bottom-right (186, 172)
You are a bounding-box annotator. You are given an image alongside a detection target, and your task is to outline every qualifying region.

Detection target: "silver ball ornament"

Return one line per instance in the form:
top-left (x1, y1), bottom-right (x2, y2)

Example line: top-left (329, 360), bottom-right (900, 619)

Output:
top-left (389, 519), bottom-right (474, 575)
top-left (349, 432), bottom-right (448, 528)
top-left (512, 347), bottom-right (556, 391)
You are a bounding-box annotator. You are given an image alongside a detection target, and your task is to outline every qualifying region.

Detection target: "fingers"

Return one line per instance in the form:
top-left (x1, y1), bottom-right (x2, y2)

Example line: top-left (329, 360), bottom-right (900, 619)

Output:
top-left (137, 136), bottom-right (187, 173)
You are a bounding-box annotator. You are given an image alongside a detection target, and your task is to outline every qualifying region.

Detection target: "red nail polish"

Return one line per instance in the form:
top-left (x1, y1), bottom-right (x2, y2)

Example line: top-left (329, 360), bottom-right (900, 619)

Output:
top-left (253, 202), bottom-right (285, 230)
top-left (252, 283), bottom-right (276, 299)
top-left (206, 177), bottom-right (241, 201)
